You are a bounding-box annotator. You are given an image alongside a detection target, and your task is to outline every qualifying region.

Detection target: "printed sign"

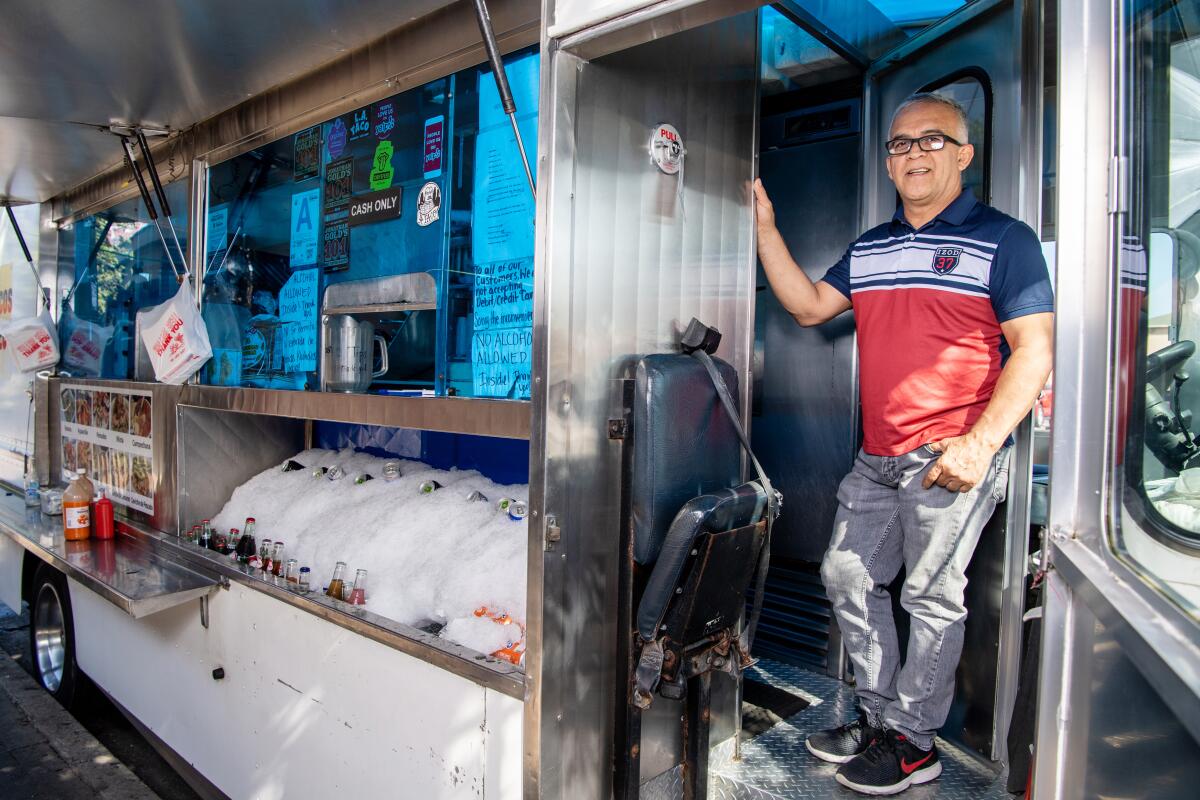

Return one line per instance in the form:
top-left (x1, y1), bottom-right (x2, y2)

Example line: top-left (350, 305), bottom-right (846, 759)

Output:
top-left (370, 141), bottom-right (394, 190)
top-left (349, 108), bottom-right (371, 141)
top-left (59, 384), bottom-right (155, 515)
top-left (423, 115), bottom-right (444, 179)
top-left (416, 181), bottom-right (441, 227)
top-left (649, 123), bottom-right (684, 175)
top-left (293, 126), bottom-right (322, 181)
top-left (322, 220), bottom-right (350, 272)
top-left (0, 264), bottom-right (10, 321)
top-left (290, 189), bottom-right (321, 267)
top-left (324, 157), bottom-right (354, 215)
top-left (374, 101), bottom-right (396, 140)
top-left (471, 327), bottom-right (532, 398)
top-left (348, 188), bottom-right (403, 227)
top-left (327, 117), bottom-right (348, 159)
top-left (279, 269), bottom-right (318, 371)
top-left (206, 205), bottom-right (228, 254)
top-left (472, 259), bottom-right (534, 332)
top-left (472, 52), bottom-right (538, 264)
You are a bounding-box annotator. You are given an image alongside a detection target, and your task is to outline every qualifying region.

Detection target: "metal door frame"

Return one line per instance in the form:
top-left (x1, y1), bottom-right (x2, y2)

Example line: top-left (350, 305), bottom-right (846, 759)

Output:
top-left (1032, 0), bottom-right (1200, 795)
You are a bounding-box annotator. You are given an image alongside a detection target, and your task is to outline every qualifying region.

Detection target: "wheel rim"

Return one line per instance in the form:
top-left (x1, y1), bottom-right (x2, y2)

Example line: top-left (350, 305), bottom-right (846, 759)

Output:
top-left (33, 583), bottom-right (66, 692)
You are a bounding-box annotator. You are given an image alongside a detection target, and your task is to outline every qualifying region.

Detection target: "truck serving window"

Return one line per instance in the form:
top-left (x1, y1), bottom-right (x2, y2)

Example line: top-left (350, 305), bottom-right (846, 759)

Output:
top-left (1114, 0), bottom-right (1200, 618)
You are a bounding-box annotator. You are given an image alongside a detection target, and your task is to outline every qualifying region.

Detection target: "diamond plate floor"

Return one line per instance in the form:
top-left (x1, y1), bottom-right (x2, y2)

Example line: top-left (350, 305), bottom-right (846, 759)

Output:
top-left (642, 659), bottom-right (1011, 800)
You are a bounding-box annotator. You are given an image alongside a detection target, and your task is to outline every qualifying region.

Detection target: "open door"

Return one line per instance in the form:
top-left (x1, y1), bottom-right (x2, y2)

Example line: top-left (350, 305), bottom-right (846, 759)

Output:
top-left (859, 0), bottom-right (1043, 762)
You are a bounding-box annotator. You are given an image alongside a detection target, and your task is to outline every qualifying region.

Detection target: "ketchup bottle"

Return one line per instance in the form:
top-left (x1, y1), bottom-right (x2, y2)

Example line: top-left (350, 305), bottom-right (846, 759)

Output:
top-left (93, 491), bottom-right (115, 540)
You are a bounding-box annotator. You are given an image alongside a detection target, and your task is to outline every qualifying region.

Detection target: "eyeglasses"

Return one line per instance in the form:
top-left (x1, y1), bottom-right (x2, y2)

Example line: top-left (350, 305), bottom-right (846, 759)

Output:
top-left (884, 134), bottom-right (963, 156)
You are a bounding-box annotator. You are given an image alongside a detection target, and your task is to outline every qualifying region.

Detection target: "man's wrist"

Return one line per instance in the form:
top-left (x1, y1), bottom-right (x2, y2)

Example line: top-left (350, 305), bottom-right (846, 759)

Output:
top-left (966, 426), bottom-right (1005, 452)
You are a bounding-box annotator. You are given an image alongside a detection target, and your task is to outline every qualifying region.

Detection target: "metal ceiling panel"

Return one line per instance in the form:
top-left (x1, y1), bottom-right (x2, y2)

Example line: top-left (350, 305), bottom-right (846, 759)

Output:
top-left (0, 0), bottom-right (458, 204)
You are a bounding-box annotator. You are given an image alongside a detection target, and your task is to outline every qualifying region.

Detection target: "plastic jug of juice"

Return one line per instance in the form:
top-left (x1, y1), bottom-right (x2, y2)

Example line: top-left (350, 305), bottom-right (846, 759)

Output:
top-left (63, 468), bottom-right (93, 540)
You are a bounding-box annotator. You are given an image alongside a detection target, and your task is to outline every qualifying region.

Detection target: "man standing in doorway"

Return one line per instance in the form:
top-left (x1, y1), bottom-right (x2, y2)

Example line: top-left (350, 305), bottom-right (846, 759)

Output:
top-left (755, 93), bottom-right (1053, 796)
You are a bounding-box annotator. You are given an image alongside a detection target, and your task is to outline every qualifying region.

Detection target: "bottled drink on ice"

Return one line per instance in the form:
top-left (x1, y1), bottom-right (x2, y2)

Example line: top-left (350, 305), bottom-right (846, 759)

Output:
top-left (259, 538), bottom-right (273, 572)
top-left (326, 562), bottom-right (347, 600)
top-left (226, 528), bottom-right (240, 558)
top-left (508, 500), bottom-right (528, 521)
top-left (466, 490), bottom-right (489, 503)
top-left (418, 480), bottom-right (442, 494)
top-left (326, 465), bottom-right (346, 481)
top-left (348, 569), bottom-right (367, 605)
top-left (281, 459), bottom-right (305, 472)
top-left (495, 497), bottom-right (513, 513)
top-left (382, 461), bottom-right (401, 481)
top-left (353, 472), bottom-right (373, 484)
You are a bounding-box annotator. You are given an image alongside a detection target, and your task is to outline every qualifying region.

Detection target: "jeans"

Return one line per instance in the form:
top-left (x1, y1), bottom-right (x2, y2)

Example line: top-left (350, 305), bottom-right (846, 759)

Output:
top-left (820, 443), bottom-right (1011, 750)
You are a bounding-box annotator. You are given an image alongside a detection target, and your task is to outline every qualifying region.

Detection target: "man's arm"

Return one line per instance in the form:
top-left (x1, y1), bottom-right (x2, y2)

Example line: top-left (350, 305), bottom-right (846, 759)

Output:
top-left (754, 179), bottom-right (851, 327)
top-left (923, 312), bottom-right (1054, 492)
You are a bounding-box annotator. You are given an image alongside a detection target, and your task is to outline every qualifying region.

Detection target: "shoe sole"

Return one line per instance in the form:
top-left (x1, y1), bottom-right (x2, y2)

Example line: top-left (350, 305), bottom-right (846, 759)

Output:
top-left (804, 738), bottom-right (857, 765)
top-left (834, 761), bottom-right (943, 796)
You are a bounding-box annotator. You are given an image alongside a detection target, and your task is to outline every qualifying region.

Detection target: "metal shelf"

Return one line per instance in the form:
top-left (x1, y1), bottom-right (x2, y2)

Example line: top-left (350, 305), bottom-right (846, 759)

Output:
top-left (179, 385), bottom-right (531, 440)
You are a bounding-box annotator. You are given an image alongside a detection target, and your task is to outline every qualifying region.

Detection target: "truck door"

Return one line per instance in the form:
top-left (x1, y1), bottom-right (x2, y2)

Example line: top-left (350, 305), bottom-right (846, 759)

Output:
top-left (860, 0), bottom-right (1043, 763)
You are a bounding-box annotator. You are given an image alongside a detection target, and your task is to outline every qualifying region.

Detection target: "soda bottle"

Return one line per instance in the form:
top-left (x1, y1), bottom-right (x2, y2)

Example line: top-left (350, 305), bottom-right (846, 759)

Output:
top-left (226, 528), bottom-right (240, 558)
top-left (348, 569), bottom-right (367, 605)
top-left (259, 538), bottom-right (273, 572)
top-left (284, 559), bottom-right (299, 584)
top-left (214, 529), bottom-right (228, 552)
top-left (271, 541), bottom-right (285, 576)
top-left (93, 492), bottom-right (115, 540)
top-left (325, 562), bottom-right (347, 599)
top-left (23, 456), bottom-right (39, 508)
top-left (198, 525), bottom-right (212, 549)
top-left (298, 567), bottom-right (311, 593)
top-left (62, 469), bottom-right (92, 541)
top-left (418, 480), bottom-right (442, 494)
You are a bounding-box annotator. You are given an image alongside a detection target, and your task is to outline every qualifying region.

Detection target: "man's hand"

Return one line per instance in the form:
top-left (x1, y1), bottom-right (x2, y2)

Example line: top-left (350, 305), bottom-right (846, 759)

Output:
top-left (922, 433), bottom-right (999, 493)
top-left (753, 178), bottom-right (776, 235)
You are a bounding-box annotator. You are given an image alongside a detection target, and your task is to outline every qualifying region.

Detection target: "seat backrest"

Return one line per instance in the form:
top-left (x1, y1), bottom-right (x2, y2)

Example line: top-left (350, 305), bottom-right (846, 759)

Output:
top-left (631, 354), bottom-right (741, 565)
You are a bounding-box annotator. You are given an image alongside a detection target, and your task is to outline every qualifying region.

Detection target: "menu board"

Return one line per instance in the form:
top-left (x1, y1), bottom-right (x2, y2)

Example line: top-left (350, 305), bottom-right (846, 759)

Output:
top-left (59, 384), bottom-right (154, 515)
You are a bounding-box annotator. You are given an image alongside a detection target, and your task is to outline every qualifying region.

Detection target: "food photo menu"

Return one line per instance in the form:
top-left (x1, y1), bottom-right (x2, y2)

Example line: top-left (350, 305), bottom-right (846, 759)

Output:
top-left (59, 383), bottom-right (155, 515)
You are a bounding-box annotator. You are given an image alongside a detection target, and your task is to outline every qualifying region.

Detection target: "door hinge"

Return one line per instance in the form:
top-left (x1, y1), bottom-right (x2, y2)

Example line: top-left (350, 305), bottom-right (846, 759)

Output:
top-left (1109, 155), bottom-right (1129, 215)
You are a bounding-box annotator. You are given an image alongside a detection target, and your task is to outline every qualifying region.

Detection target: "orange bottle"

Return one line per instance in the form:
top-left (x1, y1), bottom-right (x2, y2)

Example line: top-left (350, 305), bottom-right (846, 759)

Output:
top-left (63, 468), bottom-right (93, 541)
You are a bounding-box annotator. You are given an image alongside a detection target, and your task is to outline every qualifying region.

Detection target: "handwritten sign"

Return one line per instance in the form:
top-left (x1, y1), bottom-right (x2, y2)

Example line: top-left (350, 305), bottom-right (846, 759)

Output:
top-left (293, 126), bottom-right (321, 181)
top-left (473, 259), bottom-right (533, 331)
top-left (279, 269), bottom-right (318, 372)
top-left (290, 189), bottom-right (321, 267)
top-left (472, 327), bottom-right (532, 398)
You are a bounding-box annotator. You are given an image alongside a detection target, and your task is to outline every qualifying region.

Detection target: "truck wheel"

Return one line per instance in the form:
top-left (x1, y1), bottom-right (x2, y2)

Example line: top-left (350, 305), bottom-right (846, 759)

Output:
top-left (29, 564), bottom-right (81, 708)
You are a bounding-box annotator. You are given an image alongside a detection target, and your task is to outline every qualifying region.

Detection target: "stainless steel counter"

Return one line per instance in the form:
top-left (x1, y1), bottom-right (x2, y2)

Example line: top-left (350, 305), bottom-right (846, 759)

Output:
top-left (0, 494), bottom-right (218, 618)
top-left (0, 492), bottom-right (526, 701)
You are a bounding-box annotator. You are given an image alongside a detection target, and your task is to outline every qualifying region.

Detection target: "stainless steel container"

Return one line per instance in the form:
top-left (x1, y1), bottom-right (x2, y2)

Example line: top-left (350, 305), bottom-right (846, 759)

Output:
top-left (321, 314), bottom-right (388, 393)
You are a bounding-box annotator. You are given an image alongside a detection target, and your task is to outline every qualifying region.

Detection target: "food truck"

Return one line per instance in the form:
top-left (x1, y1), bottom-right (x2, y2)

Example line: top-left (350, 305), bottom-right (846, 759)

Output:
top-left (0, 1), bottom-right (1197, 798)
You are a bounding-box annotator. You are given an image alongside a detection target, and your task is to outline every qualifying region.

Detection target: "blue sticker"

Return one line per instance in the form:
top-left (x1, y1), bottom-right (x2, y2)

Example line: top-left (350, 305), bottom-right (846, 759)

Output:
top-left (348, 108), bottom-right (370, 141)
top-left (289, 189), bottom-right (321, 267)
top-left (374, 101), bottom-right (396, 140)
top-left (327, 117), bottom-right (348, 159)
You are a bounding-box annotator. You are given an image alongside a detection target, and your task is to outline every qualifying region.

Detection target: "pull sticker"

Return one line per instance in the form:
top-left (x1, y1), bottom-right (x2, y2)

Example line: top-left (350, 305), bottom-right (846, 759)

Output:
top-left (650, 123), bottom-right (684, 175)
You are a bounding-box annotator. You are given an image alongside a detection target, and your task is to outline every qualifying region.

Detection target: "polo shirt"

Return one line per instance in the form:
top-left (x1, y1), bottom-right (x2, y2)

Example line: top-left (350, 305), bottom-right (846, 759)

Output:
top-left (822, 189), bottom-right (1054, 456)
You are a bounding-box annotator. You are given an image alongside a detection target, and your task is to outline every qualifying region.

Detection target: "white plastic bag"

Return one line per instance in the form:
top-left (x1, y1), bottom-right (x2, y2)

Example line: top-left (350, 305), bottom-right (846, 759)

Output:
top-left (137, 280), bottom-right (212, 384)
top-left (2, 309), bottom-right (60, 372)
top-left (60, 305), bottom-right (113, 377)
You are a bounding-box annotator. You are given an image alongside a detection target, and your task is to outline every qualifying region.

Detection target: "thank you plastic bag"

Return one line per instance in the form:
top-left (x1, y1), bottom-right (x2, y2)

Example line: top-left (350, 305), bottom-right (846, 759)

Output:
top-left (137, 279), bottom-right (212, 384)
top-left (2, 309), bottom-right (60, 372)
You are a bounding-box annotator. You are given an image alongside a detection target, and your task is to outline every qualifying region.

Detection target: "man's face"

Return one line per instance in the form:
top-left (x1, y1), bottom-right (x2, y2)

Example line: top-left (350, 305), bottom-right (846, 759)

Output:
top-left (884, 101), bottom-right (975, 207)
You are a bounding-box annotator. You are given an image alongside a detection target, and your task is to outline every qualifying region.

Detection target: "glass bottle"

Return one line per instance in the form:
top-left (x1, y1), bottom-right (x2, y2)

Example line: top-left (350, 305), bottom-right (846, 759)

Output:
top-left (259, 538), bottom-right (273, 572)
top-left (298, 567), bottom-right (311, 593)
top-left (284, 559), bottom-right (299, 584)
top-left (325, 562), bottom-right (347, 600)
top-left (271, 541), bottom-right (285, 576)
top-left (348, 569), bottom-right (367, 605)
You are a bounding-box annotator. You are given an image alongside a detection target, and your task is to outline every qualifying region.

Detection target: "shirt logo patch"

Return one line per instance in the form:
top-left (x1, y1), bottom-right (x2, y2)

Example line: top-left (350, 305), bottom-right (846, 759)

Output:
top-left (932, 247), bottom-right (963, 275)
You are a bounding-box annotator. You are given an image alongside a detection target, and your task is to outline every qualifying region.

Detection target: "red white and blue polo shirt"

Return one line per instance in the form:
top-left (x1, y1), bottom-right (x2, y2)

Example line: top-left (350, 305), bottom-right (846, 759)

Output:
top-left (821, 189), bottom-right (1054, 456)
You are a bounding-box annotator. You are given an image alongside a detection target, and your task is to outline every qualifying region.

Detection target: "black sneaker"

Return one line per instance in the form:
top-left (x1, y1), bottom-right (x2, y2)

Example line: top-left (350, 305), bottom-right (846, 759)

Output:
top-left (835, 730), bottom-right (941, 795)
top-left (805, 712), bottom-right (883, 764)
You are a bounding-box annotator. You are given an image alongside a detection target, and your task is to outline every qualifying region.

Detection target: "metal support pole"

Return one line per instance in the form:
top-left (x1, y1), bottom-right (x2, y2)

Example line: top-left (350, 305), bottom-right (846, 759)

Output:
top-left (4, 205), bottom-right (50, 311)
top-left (682, 672), bottom-right (712, 800)
top-left (470, 0), bottom-right (536, 200)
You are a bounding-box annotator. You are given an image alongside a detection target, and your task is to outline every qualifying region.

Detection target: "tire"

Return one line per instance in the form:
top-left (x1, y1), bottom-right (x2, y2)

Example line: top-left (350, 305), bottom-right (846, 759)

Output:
top-left (28, 564), bottom-right (82, 709)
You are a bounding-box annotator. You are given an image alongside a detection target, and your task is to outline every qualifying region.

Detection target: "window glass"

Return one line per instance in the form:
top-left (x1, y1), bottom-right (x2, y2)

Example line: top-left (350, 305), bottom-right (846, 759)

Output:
top-left (57, 181), bottom-right (190, 380)
top-left (201, 49), bottom-right (537, 398)
top-left (923, 74), bottom-right (989, 203)
top-left (0, 204), bottom-right (42, 486)
top-left (1115, 0), bottom-right (1200, 618)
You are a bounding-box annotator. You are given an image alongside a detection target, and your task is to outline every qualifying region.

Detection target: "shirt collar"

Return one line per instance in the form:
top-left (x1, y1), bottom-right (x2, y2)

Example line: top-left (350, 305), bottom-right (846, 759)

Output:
top-left (891, 187), bottom-right (978, 230)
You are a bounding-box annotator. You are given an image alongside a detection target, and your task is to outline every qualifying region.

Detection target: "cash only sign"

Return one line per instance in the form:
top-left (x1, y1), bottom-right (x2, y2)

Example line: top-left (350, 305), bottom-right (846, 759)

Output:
top-left (348, 187), bottom-right (403, 227)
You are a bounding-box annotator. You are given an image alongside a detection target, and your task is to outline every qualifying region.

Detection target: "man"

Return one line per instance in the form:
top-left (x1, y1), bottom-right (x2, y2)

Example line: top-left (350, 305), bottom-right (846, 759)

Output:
top-left (754, 93), bottom-right (1053, 796)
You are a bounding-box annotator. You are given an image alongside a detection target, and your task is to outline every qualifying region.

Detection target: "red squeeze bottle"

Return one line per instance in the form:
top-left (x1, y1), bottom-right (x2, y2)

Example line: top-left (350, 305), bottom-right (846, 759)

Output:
top-left (93, 492), bottom-right (115, 540)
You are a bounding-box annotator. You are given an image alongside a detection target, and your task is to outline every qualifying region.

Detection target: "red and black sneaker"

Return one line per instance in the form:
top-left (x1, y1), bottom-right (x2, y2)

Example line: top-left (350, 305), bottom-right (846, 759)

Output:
top-left (804, 712), bottom-right (884, 764)
top-left (835, 729), bottom-right (941, 795)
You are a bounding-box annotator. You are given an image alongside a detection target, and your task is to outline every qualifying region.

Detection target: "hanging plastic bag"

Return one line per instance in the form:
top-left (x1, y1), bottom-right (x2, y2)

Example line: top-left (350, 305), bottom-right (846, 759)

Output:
top-left (59, 305), bottom-right (113, 377)
top-left (137, 279), bottom-right (212, 384)
top-left (2, 309), bottom-right (60, 373)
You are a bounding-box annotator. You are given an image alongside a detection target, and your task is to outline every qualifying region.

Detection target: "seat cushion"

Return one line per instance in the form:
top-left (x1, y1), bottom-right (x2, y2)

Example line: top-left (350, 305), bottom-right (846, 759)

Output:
top-left (631, 354), bottom-right (741, 565)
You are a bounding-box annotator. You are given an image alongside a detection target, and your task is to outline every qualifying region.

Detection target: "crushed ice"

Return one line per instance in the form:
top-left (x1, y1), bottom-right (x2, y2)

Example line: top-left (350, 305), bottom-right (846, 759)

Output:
top-left (209, 448), bottom-right (527, 660)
